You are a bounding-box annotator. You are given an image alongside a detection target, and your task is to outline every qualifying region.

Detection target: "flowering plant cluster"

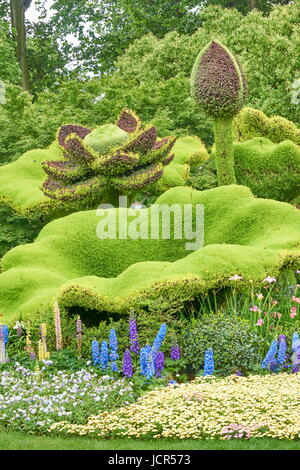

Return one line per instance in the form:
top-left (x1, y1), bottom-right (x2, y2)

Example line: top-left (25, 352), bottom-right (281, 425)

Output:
top-left (50, 373), bottom-right (300, 440)
top-left (0, 365), bottom-right (137, 434)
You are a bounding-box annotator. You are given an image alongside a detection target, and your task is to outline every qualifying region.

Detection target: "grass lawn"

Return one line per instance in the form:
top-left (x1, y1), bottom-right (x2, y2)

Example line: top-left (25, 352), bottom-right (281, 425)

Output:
top-left (0, 431), bottom-right (299, 450)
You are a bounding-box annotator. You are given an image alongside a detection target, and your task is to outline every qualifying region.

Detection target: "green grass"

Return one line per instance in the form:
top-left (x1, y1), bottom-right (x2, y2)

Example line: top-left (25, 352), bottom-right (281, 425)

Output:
top-left (0, 184), bottom-right (299, 322)
top-left (0, 430), bottom-right (299, 450)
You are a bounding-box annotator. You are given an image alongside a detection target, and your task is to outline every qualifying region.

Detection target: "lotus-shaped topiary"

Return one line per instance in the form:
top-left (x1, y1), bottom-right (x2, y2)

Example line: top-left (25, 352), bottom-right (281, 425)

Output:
top-left (41, 109), bottom-right (176, 206)
top-left (191, 40), bottom-right (248, 186)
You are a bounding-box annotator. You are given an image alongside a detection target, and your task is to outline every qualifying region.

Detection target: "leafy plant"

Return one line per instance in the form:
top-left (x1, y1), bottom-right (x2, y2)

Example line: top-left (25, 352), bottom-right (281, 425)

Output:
top-left (180, 313), bottom-right (264, 375)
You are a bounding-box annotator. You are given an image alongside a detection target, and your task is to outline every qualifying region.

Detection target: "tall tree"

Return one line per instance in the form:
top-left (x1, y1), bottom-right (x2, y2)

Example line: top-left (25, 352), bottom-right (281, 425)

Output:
top-left (10, 0), bottom-right (32, 91)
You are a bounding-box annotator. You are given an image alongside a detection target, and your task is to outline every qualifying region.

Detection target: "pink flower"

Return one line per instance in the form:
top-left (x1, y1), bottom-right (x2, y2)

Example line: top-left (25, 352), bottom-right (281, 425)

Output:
top-left (229, 275), bottom-right (243, 281)
top-left (292, 296), bottom-right (300, 304)
top-left (290, 306), bottom-right (297, 319)
top-left (256, 293), bottom-right (264, 300)
top-left (256, 318), bottom-right (264, 326)
top-left (249, 305), bottom-right (261, 312)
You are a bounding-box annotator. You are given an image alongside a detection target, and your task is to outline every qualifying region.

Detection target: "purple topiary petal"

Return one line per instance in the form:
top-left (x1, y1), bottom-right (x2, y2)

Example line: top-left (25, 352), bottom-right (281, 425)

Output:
top-left (57, 125), bottom-right (91, 148)
top-left (117, 109), bottom-right (142, 133)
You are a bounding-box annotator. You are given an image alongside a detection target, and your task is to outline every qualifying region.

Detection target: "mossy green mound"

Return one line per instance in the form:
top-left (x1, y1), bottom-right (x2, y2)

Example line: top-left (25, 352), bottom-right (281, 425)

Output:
top-left (0, 185), bottom-right (299, 323)
top-left (191, 137), bottom-right (300, 203)
top-left (0, 137), bottom-right (204, 218)
top-left (83, 124), bottom-right (128, 153)
top-left (234, 107), bottom-right (300, 145)
top-left (234, 138), bottom-right (300, 202)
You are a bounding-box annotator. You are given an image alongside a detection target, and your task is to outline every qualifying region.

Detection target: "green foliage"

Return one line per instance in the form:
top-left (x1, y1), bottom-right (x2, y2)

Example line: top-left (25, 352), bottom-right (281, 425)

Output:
top-left (44, 0), bottom-right (203, 77)
top-left (0, 207), bottom-right (48, 259)
top-left (213, 117), bottom-right (236, 185)
top-left (234, 107), bottom-right (300, 145)
top-left (1, 4), bottom-right (299, 163)
top-left (94, 3), bottom-right (300, 147)
top-left (233, 138), bottom-right (300, 202)
top-left (190, 136), bottom-right (300, 203)
top-left (0, 185), bottom-right (299, 323)
top-left (181, 313), bottom-right (264, 375)
top-left (0, 21), bottom-right (21, 85)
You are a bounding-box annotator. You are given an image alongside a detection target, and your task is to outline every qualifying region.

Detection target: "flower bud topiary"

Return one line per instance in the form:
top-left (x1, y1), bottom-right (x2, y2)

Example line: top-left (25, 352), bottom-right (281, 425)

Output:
top-left (191, 40), bottom-right (247, 118)
top-left (191, 40), bottom-right (248, 186)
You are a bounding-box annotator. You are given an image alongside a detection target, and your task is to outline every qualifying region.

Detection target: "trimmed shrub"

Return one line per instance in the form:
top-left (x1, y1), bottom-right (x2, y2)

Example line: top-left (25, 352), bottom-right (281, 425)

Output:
top-left (181, 313), bottom-right (264, 375)
top-left (234, 107), bottom-right (300, 145)
top-left (191, 137), bottom-right (300, 203)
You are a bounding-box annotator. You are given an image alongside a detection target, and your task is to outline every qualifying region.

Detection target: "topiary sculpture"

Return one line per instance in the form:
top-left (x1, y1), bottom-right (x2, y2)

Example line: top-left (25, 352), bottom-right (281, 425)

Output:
top-left (189, 137), bottom-right (300, 203)
top-left (191, 40), bottom-right (247, 186)
top-left (0, 185), bottom-right (299, 323)
top-left (41, 109), bottom-right (176, 206)
top-left (233, 107), bottom-right (300, 146)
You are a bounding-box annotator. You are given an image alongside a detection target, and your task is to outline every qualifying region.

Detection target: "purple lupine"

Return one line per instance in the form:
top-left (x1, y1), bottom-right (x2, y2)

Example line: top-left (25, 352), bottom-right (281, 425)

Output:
top-left (155, 351), bottom-right (165, 377)
top-left (129, 317), bottom-right (140, 353)
top-left (170, 345), bottom-right (181, 360)
top-left (123, 349), bottom-right (133, 378)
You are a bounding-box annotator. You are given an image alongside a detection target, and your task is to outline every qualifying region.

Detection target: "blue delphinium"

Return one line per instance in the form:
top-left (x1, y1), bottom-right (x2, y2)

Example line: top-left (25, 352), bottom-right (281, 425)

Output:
top-left (140, 345), bottom-right (152, 377)
top-left (0, 325), bottom-right (9, 345)
top-left (203, 348), bottom-right (214, 376)
top-left (100, 340), bottom-right (109, 370)
top-left (261, 340), bottom-right (278, 369)
top-left (277, 337), bottom-right (287, 368)
top-left (109, 328), bottom-right (119, 372)
top-left (91, 340), bottom-right (101, 366)
top-left (152, 324), bottom-right (167, 353)
top-left (292, 332), bottom-right (300, 352)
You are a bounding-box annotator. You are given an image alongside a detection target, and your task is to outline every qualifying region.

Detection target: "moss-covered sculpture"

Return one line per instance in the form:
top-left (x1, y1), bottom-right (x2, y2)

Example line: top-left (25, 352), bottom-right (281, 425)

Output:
top-left (189, 137), bottom-right (300, 203)
top-left (41, 109), bottom-right (176, 206)
top-left (0, 123), bottom-right (206, 218)
top-left (191, 40), bottom-right (247, 186)
top-left (0, 185), bottom-right (298, 323)
top-left (234, 107), bottom-right (300, 146)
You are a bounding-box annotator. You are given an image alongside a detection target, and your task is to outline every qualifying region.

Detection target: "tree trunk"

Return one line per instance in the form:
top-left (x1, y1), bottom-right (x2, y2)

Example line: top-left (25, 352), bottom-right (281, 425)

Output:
top-left (10, 0), bottom-right (30, 91)
top-left (248, 0), bottom-right (256, 10)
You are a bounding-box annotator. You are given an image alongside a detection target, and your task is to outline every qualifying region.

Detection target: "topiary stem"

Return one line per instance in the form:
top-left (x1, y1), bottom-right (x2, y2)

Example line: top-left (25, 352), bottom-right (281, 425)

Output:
top-left (214, 117), bottom-right (236, 186)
